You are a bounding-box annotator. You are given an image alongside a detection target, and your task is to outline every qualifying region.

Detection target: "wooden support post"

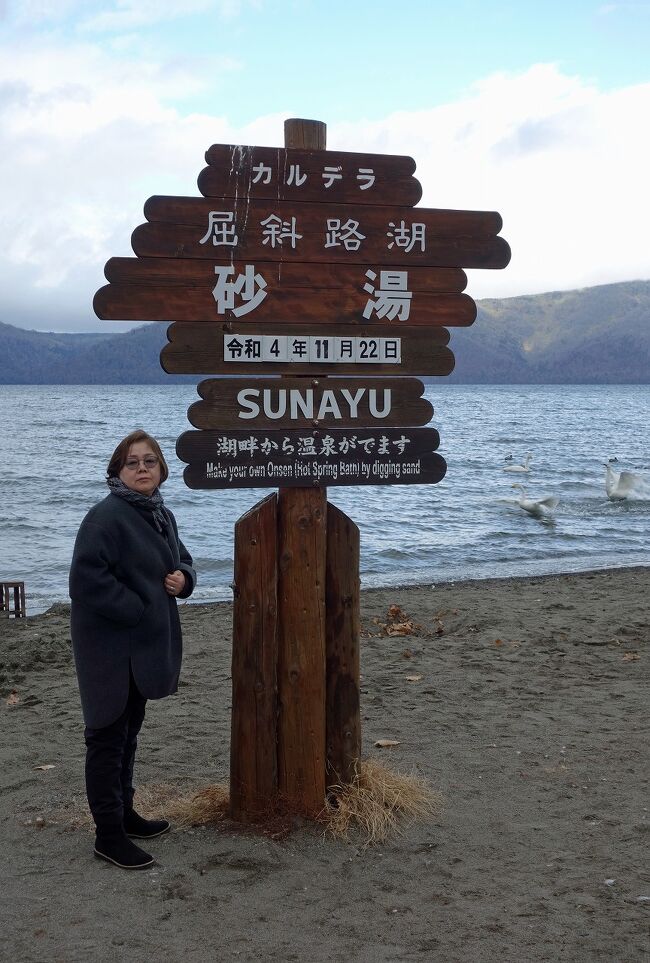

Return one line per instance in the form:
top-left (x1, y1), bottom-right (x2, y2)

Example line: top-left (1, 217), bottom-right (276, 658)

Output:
top-left (325, 504), bottom-right (361, 788)
top-left (284, 117), bottom-right (326, 152)
top-left (230, 494), bottom-right (279, 821)
top-left (228, 118), bottom-right (362, 823)
top-left (274, 117), bottom-right (330, 817)
top-left (277, 486), bottom-right (327, 815)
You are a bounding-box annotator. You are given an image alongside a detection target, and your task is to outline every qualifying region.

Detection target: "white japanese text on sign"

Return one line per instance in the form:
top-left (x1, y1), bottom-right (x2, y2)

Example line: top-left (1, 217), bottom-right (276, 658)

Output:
top-left (211, 264), bottom-right (414, 321)
top-left (245, 161), bottom-right (376, 193)
top-left (207, 431), bottom-right (413, 458)
top-left (199, 212), bottom-right (425, 254)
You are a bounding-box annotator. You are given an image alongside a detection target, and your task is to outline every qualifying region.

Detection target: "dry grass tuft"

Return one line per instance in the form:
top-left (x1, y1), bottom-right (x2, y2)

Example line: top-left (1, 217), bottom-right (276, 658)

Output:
top-left (136, 783), bottom-right (297, 839)
top-left (59, 762), bottom-right (441, 845)
top-left (135, 782), bottom-right (229, 826)
top-left (321, 759), bottom-right (443, 845)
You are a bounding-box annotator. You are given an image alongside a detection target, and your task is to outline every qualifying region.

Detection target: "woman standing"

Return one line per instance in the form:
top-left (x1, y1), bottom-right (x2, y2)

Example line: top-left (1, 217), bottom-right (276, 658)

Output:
top-left (69, 430), bottom-right (196, 870)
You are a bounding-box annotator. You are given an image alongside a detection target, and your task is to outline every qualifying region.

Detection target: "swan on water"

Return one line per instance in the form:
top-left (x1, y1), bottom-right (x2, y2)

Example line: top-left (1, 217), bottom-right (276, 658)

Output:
top-left (504, 453), bottom-right (532, 473)
top-left (604, 462), bottom-right (646, 501)
top-left (511, 484), bottom-right (559, 518)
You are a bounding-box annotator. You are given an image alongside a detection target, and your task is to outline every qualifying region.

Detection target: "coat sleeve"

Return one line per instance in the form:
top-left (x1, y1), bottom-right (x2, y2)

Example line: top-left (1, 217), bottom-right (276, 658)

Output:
top-left (165, 509), bottom-right (196, 599)
top-left (69, 519), bottom-right (145, 626)
top-left (177, 536), bottom-right (197, 599)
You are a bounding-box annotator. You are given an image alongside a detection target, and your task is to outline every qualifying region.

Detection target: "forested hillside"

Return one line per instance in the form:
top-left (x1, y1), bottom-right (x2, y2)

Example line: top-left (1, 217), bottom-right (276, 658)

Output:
top-left (1, 280), bottom-right (648, 383)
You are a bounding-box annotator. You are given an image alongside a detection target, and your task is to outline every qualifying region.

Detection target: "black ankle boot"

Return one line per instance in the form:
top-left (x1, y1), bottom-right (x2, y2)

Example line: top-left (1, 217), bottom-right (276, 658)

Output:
top-left (123, 808), bottom-right (171, 840)
top-left (94, 826), bottom-right (154, 869)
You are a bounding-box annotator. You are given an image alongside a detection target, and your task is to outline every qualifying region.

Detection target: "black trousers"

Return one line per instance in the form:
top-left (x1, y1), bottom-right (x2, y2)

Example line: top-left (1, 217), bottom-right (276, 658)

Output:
top-left (84, 671), bottom-right (147, 829)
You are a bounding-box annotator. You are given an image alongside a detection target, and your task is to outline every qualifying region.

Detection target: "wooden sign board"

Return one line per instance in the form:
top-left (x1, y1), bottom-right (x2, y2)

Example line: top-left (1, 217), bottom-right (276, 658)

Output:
top-left (94, 280), bottom-right (476, 327)
top-left (132, 219), bottom-right (509, 269)
top-left (199, 144), bottom-right (422, 206)
top-left (144, 195), bottom-right (503, 236)
top-left (188, 376), bottom-right (433, 430)
top-left (176, 428), bottom-right (446, 490)
top-left (104, 256), bottom-right (468, 293)
top-left (161, 322), bottom-right (454, 377)
top-left (97, 256), bottom-right (473, 328)
top-left (132, 195), bottom-right (509, 270)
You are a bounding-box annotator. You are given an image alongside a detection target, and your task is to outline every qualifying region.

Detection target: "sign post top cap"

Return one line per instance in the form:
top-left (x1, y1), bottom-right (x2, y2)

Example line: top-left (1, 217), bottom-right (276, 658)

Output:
top-left (284, 118), bottom-right (326, 150)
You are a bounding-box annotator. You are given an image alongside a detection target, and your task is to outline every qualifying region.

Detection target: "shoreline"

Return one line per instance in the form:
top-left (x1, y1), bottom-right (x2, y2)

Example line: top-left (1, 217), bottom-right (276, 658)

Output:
top-left (20, 562), bottom-right (650, 620)
top-left (358, 561), bottom-right (650, 595)
top-left (2, 566), bottom-right (648, 961)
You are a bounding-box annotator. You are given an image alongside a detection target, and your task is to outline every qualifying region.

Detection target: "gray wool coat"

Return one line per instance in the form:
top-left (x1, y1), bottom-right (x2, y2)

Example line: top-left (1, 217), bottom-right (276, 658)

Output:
top-left (69, 492), bottom-right (196, 729)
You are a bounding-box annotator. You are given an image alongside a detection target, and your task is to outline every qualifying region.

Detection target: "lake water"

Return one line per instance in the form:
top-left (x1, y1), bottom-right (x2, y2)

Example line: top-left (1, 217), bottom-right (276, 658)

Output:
top-left (1, 384), bottom-right (648, 615)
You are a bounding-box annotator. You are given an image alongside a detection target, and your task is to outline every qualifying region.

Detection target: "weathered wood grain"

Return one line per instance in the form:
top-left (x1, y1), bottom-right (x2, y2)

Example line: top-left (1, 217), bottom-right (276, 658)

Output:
top-left (198, 166), bottom-right (422, 208)
top-left (131, 219), bottom-right (510, 269)
top-left (325, 502), bottom-right (361, 787)
top-left (188, 376), bottom-right (433, 430)
top-left (144, 194), bottom-right (503, 237)
top-left (200, 142), bottom-right (420, 205)
top-left (283, 119), bottom-right (327, 152)
top-left (229, 493), bottom-right (279, 821)
top-left (93, 281), bottom-right (476, 327)
top-left (176, 427), bottom-right (441, 462)
top-left (205, 142), bottom-right (416, 173)
top-left (104, 256), bottom-right (468, 293)
top-left (181, 450), bottom-right (448, 489)
top-left (277, 486), bottom-right (327, 816)
top-left (161, 322), bottom-right (454, 376)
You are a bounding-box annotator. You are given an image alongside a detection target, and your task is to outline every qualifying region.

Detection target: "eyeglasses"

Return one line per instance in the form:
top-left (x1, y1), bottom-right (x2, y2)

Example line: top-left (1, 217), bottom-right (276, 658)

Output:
top-left (123, 456), bottom-right (160, 471)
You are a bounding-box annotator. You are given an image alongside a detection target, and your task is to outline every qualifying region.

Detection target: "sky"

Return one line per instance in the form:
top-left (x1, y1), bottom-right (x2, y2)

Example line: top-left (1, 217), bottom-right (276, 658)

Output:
top-left (1, 0), bottom-right (649, 332)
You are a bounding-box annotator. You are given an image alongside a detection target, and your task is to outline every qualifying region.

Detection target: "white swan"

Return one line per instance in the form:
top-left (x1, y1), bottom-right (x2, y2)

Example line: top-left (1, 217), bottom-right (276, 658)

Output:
top-left (504, 453), bottom-right (532, 473)
top-left (511, 484), bottom-right (559, 518)
top-left (604, 462), bottom-right (646, 501)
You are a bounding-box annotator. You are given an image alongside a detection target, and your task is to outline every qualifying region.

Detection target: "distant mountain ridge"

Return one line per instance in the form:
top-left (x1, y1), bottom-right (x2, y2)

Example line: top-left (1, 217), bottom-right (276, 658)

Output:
top-left (1, 280), bottom-right (648, 384)
top-left (448, 279), bottom-right (650, 383)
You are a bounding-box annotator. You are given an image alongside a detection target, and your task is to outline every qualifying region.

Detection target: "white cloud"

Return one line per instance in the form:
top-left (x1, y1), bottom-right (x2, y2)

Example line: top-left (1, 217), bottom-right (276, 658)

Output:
top-left (0, 35), bottom-right (245, 329)
top-left (0, 48), bottom-right (648, 331)
top-left (330, 64), bottom-right (650, 299)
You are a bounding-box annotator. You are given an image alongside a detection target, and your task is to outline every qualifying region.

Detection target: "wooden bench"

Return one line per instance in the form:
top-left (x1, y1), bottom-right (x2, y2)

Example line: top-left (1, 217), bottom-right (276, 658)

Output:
top-left (1, 581), bottom-right (26, 618)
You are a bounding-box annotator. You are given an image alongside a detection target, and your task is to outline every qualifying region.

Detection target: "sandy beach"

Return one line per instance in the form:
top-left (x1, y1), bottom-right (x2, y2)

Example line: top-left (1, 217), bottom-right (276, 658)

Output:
top-left (1, 567), bottom-right (648, 962)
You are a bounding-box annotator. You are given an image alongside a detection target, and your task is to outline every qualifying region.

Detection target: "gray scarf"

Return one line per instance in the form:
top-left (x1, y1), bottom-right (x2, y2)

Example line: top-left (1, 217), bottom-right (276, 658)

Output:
top-left (107, 476), bottom-right (169, 532)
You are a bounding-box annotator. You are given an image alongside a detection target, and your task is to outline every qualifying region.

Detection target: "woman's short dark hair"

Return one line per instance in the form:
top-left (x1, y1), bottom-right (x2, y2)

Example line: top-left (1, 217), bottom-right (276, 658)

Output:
top-left (106, 430), bottom-right (169, 484)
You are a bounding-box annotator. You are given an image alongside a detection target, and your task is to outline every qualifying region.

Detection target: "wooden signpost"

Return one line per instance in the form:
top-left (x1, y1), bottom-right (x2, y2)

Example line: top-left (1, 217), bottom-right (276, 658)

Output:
top-left (94, 116), bottom-right (510, 824)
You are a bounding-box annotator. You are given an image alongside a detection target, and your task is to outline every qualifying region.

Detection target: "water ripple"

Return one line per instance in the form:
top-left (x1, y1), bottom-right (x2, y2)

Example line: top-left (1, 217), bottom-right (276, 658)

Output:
top-left (1, 383), bottom-right (649, 613)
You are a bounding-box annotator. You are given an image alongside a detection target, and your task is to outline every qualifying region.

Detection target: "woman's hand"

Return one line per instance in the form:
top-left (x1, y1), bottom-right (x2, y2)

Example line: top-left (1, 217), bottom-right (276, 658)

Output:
top-left (164, 570), bottom-right (186, 597)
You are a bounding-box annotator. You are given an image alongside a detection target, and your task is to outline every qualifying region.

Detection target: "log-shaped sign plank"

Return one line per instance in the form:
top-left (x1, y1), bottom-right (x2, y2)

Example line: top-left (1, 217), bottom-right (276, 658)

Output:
top-left (97, 257), bottom-right (470, 326)
top-left (161, 322), bottom-right (455, 377)
top-left (144, 194), bottom-right (502, 236)
top-left (94, 281), bottom-right (476, 327)
top-left (131, 196), bottom-right (510, 270)
top-left (178, 426), bottom-right (440, 460)
top-left (177, 428), bottom-right (446, 490)
top-left (103, 256), bottom-right (468, 293)
top-left (199, 144), bottom-right (422, 207)
top-left (188, 377), bottom-right (433, 430)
